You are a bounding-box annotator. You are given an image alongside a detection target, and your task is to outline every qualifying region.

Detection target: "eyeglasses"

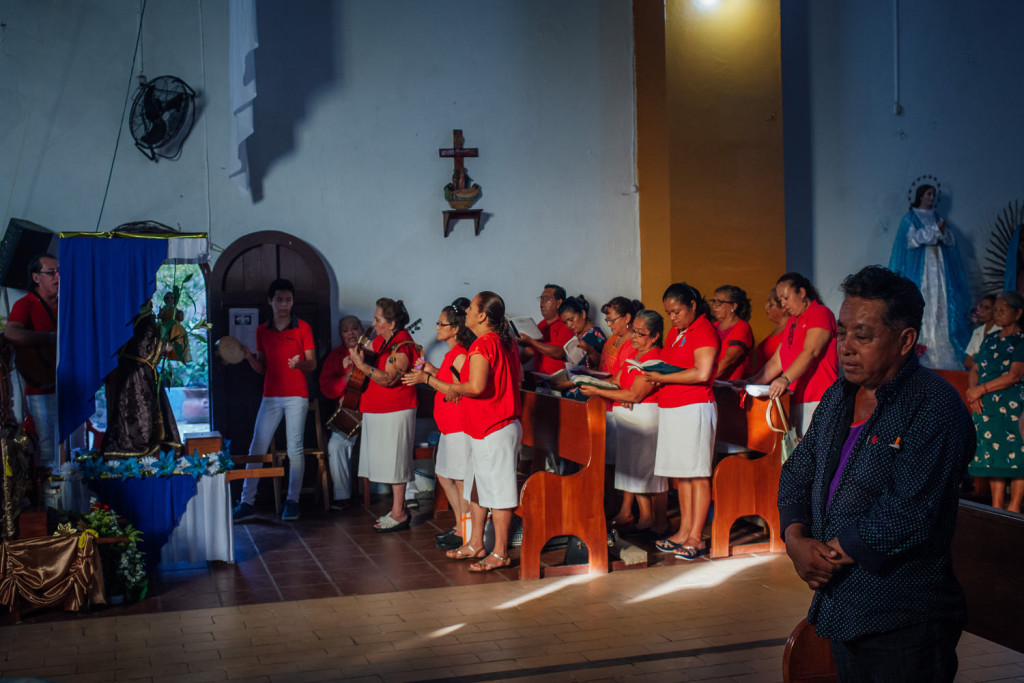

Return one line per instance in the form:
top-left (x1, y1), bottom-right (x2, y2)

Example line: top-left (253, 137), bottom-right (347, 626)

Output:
top-left (435, 321), bottom-right (455, 327)
top-left (709, 299), bottom-right (732, 306)
top-left (537, 295), bottom-right (555, 302)
top-left (38, 269), bottom-right (59, 277)
top-left (605, 315), bottom-right (622, 325)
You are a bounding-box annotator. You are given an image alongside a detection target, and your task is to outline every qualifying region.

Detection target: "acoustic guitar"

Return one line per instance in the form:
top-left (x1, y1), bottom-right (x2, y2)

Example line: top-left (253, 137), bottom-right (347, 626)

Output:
top-left (327, 318), bottom-right (422, 436)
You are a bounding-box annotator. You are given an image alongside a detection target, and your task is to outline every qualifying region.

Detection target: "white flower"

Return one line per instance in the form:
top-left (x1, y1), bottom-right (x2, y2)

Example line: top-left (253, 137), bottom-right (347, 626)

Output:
top-left (985, 431), bottom-right (992, 439)
top-left (176, 457), bottom-right (191, 472)
top-left (993, 443), bottom-right (1000, 450)
top-left (206, 462), bottom-right (221, 475)
top-left (1000, 407), bottom-right (1008, 414)
top-left (139, 456), bottom-right (159, 474)
top-left (1011, 401), bottom-right (1019, 409)
top-left (105, 459), bottom-right (123, 470)
top-left (60, 461), bottom-right (81, 479)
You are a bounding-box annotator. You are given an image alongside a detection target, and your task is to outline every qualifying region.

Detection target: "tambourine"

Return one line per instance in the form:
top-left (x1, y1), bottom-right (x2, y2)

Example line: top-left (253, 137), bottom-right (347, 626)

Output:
top-left (215, 336), bottom-right (245, 365)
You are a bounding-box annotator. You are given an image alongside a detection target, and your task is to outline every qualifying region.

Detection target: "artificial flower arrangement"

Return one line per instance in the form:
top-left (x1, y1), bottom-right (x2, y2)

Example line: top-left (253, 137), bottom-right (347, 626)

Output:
top-left (58, 446), bottom-right (234, 482)
top-left (55, 498), bottom-right (147, 601)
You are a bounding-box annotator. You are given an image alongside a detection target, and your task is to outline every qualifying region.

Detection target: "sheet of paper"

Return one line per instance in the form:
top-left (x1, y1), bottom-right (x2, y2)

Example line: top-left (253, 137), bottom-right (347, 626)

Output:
top-left (229, 307), bottom-right (259, 352)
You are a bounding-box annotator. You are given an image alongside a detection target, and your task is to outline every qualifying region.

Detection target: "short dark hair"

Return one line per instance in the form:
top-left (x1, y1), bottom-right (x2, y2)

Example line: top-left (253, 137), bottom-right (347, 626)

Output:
top-left (840, 265), bottom-right (924, 334)
top-left (27, 253), bottom-right (56, 290)
top-left (544, 284), bottom-right (566, 302)
top-left (267, 279), bottom-right (294, 299)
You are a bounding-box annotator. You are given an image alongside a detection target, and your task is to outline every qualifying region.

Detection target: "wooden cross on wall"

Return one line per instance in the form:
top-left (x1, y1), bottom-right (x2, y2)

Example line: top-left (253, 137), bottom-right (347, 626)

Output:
top-left (439, 129), bottom-right (478, 174)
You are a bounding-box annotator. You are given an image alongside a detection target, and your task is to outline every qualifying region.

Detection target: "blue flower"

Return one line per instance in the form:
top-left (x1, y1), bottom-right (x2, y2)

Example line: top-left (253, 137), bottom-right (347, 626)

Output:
top-left (157, 450), bottom-right (178, 476)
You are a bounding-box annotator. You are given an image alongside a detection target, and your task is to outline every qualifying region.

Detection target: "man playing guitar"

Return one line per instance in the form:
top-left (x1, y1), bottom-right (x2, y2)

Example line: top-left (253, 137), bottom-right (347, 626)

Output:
top-left (4, 254), bottom-right (60, 468)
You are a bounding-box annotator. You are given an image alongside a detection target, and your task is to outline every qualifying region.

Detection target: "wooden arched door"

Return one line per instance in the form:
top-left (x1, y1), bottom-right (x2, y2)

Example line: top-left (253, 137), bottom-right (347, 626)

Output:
top-left (209, 231), bottom-right (332, 456)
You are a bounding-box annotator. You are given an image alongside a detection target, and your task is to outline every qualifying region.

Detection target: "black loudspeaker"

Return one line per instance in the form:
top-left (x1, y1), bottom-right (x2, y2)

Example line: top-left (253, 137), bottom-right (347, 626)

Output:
top-left (0, 219), bottom-right (57, 291)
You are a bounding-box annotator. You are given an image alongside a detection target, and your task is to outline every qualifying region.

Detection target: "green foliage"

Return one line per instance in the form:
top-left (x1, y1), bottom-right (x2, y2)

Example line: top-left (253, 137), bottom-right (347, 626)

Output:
top-left (152, 264), bottom-right (209, 387)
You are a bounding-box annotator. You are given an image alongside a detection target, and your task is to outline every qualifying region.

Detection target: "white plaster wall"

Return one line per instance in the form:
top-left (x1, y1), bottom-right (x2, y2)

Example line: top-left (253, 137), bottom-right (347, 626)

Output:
top-left (782, 0), bottom-right (1024, 313)
top-left (0, 0), bottom-right (638, 361)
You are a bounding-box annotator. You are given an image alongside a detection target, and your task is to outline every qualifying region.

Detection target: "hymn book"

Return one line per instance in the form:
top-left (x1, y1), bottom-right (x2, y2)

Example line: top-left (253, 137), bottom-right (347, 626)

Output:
top-left (624, 358), bottom-right (685, 375)
top-left (508, 316), bottom-right (543, 340)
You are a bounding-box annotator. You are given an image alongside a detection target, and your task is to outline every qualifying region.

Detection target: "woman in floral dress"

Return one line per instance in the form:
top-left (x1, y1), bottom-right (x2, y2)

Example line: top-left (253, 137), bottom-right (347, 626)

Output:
top-left (966, 291), bottom-right (1024, 512)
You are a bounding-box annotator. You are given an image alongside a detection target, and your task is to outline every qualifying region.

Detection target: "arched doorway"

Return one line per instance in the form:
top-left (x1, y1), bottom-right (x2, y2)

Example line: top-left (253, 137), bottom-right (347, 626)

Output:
top-left (209, 231), bottom-right (332, 457)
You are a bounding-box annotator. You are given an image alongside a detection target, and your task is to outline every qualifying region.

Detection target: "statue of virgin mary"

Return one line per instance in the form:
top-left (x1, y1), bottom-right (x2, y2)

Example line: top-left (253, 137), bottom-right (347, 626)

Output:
top-left (888, 177), bottom-right (972, 369)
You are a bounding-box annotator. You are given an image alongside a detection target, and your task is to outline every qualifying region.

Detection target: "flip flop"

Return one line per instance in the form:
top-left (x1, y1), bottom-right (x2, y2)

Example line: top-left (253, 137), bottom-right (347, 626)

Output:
top-left (674, 545), bottom-right (708, 561)
top-left (374, 513), bottom-right (410, 533)
top-left (655, 538), bottom-right (684, 553)
top-left (469, 552), bottom-right (512, 572)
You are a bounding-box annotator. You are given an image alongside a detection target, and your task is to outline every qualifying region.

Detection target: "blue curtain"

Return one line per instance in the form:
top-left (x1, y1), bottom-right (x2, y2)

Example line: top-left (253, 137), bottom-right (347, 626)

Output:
top-left (57, 237), bottom-right (168, 441)
top-left (87, 476), bottom-right (198, 571)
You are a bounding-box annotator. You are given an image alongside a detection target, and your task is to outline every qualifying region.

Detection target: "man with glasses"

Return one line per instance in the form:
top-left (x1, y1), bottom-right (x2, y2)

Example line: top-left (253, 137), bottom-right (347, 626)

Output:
top-left (4, 254), bottom-right (60, 468)
top-left (516, 284), bottom-right (574, 376)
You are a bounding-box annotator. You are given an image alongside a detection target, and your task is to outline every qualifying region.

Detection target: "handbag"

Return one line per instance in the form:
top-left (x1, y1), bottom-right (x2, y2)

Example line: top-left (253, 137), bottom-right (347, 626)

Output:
top-left (767, 396), bottom-right (800, 464)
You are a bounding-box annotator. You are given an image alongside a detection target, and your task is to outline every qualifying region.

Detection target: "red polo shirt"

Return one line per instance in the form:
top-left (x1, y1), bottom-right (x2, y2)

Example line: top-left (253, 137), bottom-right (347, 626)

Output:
top-left (658, 314), bottom-right (719, 409)
top-left (433, 344), bottom-right (468, 435)
top-left (617, 347), bottom-right (660, 407)
top-left (535, 318), bottom-right (574, 375)
top-left (462, 332), bottom-right (522, 439)
top-left (779, 300), bottom-right (839, 403)
top-left (319, 345), bottom-right (353, 400)
top-left (258, 317), bottom-right (314, 398)
top-left (360, 330), bottom-right (420, 414)
top-left (9, 293), bottom-right (57, 396)
top-left (715, 319), bottom-right (754, 381)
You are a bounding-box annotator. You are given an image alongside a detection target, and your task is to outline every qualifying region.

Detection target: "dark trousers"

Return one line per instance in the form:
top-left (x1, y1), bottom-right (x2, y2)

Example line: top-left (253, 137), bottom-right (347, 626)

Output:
top-left (830, 618), bottom-right (962, 683)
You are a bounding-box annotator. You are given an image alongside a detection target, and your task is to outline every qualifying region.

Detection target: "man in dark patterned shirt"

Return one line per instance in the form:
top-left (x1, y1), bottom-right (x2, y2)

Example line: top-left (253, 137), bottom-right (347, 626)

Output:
top-left (778, 265), bottom-right (975, 682)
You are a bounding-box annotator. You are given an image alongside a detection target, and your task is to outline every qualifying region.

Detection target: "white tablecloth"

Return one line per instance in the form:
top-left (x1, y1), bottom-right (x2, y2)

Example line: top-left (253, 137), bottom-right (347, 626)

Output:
top-left (160, 473), bottom-right (234, 566)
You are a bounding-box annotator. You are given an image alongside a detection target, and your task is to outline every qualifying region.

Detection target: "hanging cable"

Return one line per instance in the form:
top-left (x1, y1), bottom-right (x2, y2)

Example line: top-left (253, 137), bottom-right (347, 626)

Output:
top-left (199, 0), bottom-right (213, 243)
top-left (95, 0), bottom-right (148, 230)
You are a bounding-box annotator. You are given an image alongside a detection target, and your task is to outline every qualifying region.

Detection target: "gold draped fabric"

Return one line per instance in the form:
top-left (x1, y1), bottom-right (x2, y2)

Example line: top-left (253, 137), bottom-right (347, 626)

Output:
top-left (0, 534), bottom-right (106, 614)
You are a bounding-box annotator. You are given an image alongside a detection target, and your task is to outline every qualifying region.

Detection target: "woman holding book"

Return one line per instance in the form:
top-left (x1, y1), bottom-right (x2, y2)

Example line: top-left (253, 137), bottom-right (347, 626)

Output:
top-left (742, 272), bottom-right (838, 436)
top-left (710, 285), bottom-right (754, 381)
top-left (430, 291), bottom-right (522, 572)
top-left (642, 283), bottom-right (720, 560)
top-left (350, 298), bottom-right (421, 532)
top-left (580, 309), bottom-right (668, 535)
top-left (402, 298), bottom-right (475, 550)
top-left (556, 296), bottom-right (607, 401)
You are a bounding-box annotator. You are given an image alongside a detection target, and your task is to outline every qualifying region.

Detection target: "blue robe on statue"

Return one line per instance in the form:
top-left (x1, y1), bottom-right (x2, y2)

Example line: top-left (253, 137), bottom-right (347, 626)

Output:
top-left (889, 208), bottom-right (971, 369)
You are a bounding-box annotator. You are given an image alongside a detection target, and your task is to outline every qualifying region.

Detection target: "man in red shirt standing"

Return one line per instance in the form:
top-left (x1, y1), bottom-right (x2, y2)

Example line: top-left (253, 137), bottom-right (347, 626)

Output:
top-left (4, 254), bottom-right (59, 468)
top-left (233, 279), bottom-right (316, 521)
top-left (517, 283), bottom-right (574, 375)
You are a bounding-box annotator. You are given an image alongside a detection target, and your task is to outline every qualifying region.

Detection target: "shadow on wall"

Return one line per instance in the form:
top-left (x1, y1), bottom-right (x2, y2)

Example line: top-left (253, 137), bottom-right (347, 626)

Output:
top-left (780, 0), bottom-right (813, 275)
top-left (248, 0), bottom-right (338, 202)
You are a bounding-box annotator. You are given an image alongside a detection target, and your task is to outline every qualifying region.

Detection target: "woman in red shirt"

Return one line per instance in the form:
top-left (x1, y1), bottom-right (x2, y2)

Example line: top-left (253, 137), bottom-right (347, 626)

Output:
top-left (350, 298), bottom-right (421, 532)
top-left (710, 285), bottom-right (754, 381)
top-left (744, 273), bottom-right (839, 436)
top-left (402, 298), bottom-right (476, 550)
top-left (643, 283), bottom-right (720, 560)
top-left (580, 309), bottom-right (668, 536)
top-left (429, 291), bottom-right (522, 572)
top-left (753, 288), bottom-right (789, 373)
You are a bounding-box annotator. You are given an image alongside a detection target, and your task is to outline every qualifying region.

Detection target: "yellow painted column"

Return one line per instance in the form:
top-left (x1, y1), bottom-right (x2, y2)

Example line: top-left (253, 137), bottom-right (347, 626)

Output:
top-left (636, 0), bottom-right (786, 340)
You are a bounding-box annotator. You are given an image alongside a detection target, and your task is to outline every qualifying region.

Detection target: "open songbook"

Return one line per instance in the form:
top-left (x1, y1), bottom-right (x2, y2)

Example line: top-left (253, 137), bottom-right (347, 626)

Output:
top-left (508, 316), bottom-right (542, 340)
top-left (624, 358), bottom-right (685, 375)
top-left (533, 365), bottom-right (617, 390)
top-left (563, 336), bottom-right (586, 365)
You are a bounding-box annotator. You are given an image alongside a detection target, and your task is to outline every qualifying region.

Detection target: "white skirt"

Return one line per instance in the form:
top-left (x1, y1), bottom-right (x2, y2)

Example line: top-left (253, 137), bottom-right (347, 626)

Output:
top-left (604, 409), bottom-right (618, 466)
top-left (436, 431), bottom-right (471, 480)
top-left (358, 408), bottom-right (415, 484)
top-left (613, 404), bottom-right (667, 494)
top-left (465, 421), bottom-right (522, 509)
top-left (654, 402), bottom-right (717, 478)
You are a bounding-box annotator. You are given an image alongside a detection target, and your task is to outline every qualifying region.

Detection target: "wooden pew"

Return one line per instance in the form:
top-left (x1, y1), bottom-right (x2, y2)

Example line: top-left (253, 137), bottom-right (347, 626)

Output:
top-left (516, 392), bottom-right (607, 580)
top-left (710, 387), bottom-right (788, 559)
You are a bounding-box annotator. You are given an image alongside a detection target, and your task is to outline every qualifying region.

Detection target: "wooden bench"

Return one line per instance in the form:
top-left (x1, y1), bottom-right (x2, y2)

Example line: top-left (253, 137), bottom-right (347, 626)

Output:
top-left (516, 392), bottom-right (607, 580)
top-left (710, 387), bottom-right (788, 559)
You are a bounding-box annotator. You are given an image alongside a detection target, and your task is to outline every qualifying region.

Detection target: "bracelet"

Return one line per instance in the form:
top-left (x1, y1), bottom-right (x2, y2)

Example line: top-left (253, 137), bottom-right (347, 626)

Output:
top-left (778, 374), bottom-right (790, 385)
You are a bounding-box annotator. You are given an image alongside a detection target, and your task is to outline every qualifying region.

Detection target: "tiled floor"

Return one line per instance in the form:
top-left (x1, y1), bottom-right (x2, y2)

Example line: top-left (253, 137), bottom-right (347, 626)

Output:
top-left (14, 496), bottom-right (721, 621)
top-left (3, 552), bottom-right (1024, 682)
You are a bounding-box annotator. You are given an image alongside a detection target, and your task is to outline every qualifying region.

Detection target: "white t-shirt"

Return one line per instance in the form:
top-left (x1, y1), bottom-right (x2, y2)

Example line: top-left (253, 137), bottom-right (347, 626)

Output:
top-left (965, 323), bottom-right (1001, 358)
